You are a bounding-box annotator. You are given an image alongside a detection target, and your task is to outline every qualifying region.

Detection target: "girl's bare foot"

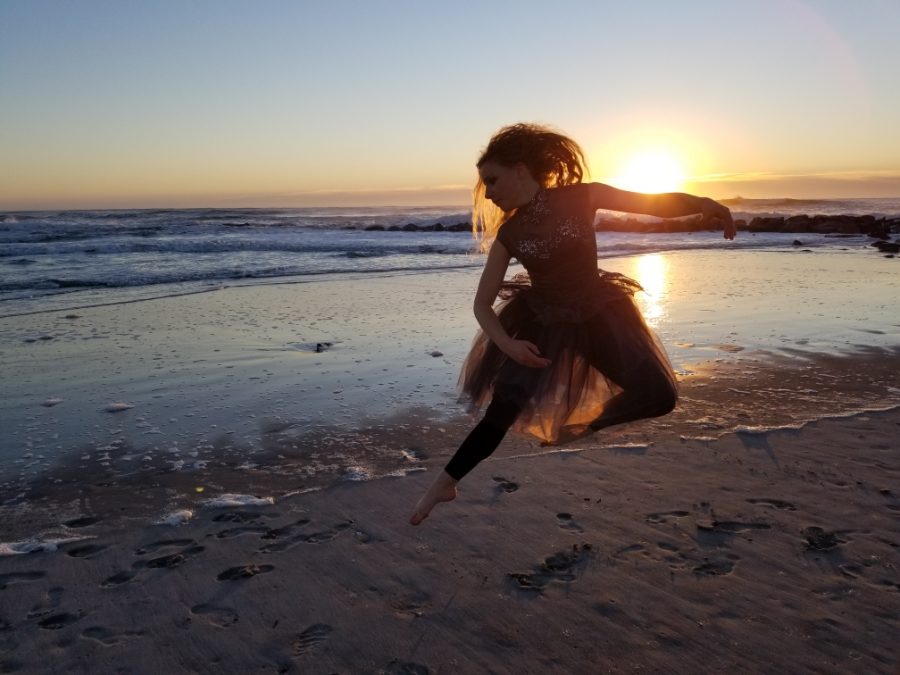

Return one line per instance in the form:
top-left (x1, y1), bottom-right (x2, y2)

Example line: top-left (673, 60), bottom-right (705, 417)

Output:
top-left (409, 471), bottom-right (459, 525)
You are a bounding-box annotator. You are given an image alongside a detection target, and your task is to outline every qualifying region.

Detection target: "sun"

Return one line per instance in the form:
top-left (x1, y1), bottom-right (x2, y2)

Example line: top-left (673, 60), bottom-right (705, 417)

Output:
top-left (610, 150), bottom-right (687, 194)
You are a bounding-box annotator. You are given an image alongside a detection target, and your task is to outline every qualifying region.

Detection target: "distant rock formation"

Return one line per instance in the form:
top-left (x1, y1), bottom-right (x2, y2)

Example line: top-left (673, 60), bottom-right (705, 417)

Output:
top-left (357, 215), bottom-right (900, 237)
top-left (594, 214), bottom-right (900, 237)
top-left (363, 222), bottom-right (470, 232)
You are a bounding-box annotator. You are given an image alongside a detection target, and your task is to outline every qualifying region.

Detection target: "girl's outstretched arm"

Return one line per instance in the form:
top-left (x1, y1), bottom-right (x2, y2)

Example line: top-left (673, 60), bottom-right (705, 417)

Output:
top-left (473, 242), bottom-right (551, 368)
top-left (588, 183), bottom-right (736, 240)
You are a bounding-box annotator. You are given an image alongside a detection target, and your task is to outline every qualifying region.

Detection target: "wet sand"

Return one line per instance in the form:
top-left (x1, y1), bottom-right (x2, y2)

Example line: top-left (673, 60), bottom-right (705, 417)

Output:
top-left (1, 248), bottom-right (899, 673)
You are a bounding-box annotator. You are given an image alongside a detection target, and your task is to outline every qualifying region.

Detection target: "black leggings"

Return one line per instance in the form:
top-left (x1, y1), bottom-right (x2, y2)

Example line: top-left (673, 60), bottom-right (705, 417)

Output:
top-left (444, 358), bottom-right (676, 481)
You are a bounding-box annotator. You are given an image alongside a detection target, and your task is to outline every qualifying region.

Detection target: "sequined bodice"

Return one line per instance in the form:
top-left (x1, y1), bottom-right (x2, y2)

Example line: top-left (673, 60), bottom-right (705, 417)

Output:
top-left (496, 184), bottom-right (624, 322)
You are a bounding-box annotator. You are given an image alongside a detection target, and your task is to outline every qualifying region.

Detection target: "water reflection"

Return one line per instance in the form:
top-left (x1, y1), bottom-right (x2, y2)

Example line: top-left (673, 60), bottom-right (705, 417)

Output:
top-left (631, 253), bottom-right (669, 327)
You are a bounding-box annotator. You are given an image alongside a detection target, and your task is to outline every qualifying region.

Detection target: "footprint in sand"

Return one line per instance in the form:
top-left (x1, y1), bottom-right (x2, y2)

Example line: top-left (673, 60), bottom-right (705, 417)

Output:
top-left (260, 519), bottom-right (312, 541)
top-left (492, 476), bottom-right (519, 493)
top-left (212, 510), bottom-right (270, 523)
top-left (101, 541), bottom-right (204, 586)
top-left (696, 520), bottom-right (771, 534)
top-left (656, 541), bottom-right (689, 568)
top-left (389, 590), bottom-right (431, 619)
top-left (645, 510), bottom-right (690, 525)
top-left (803, 527), bottom-right (844, 552)
top-left (291, 623), bottom-right (333, 656)
top-left (692, 556), bottom-right (738, 577)
top-left (0, 571), bottom-right (46, 590)
top-left (215, 525), bottom-right (271, 539)
top-left (299, 523), bottom-right (353, 544)
top-left (66, 543), bottom-right (111, 559)
top-left (258, 520), bottom-right (351, 553)
top-left (100, 570), bottom-right (139, 588)
top-left (38, 611), bottom-right (85, 630)
top-left (190, 604), bottom-right (239, 628)
top-left (134, 538), bottom-right (196, 555)
top-left (556, 512), bottom-right (584, 532)
top-left (144, 545), bottom-right (205, 570)
top-left (63, 516), bottom-right (100, 528)
top-left (80, 626), bottom-right (144, 645)
top-left (353, 527), bottom-right (379, 544)
top-left (216, 564), bottom-right (275, 581)
top-left (507, 543), bottom-right (593, 593)
top-left (746, 498), bottom-right (797, 511)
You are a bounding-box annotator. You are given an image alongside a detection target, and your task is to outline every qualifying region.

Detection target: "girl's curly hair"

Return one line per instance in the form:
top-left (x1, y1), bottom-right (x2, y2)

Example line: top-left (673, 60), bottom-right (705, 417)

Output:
top-left (472, 123), bottom-right (588, 250)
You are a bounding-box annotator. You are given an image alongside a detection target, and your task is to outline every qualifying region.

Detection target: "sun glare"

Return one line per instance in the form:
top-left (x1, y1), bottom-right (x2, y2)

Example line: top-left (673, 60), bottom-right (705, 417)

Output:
top-left (611, 151), bottom-right (686, 194)
top-left (632, 253), bottom-right (669, 327)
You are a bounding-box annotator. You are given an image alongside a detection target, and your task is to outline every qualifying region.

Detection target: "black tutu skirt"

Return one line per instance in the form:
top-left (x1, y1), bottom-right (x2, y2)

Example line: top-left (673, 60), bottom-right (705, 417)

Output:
top-left (458, 271), bottom-right (677, 444)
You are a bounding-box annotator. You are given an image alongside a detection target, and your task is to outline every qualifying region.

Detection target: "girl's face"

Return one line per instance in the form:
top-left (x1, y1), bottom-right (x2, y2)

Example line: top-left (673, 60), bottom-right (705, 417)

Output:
top-left (478, 161), bottom-right (536, 211)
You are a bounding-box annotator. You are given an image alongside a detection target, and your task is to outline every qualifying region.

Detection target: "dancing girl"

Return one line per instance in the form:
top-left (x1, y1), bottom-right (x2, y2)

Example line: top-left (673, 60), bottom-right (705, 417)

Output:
top-left (410, 123), bottom-right (735, 525)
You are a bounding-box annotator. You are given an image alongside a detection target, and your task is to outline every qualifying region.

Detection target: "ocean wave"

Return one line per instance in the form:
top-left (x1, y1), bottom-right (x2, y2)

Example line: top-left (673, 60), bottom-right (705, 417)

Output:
top-left (0, 236), bottom-right (477, 257)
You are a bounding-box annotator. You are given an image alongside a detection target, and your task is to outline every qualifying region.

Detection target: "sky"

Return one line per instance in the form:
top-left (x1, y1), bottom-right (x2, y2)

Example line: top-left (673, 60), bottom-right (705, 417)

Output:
top-left (2, 0), bottom-right (900, 210)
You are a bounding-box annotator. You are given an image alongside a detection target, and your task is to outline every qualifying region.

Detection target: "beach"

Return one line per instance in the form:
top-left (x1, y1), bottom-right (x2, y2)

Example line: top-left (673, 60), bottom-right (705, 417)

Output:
top-left (1, 246), bottom-right (899, 674)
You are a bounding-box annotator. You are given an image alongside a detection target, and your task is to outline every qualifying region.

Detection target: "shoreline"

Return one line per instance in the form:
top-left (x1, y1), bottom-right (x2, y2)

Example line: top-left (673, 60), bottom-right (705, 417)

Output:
top-left (3, 343), bottom-right (898, 543)
top-left (2, 248), bottom-right (899, 538)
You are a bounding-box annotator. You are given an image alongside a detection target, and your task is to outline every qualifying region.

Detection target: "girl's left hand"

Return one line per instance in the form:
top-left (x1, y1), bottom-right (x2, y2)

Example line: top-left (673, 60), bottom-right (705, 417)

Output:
top-left (503, 339), bottom-right (551, 368)
top-left (701, 198), bottom-right (736, 240)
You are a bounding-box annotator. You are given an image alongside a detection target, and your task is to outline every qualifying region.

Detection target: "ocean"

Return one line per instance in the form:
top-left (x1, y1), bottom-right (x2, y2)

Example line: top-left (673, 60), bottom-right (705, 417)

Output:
top-left (2, 197), bottom-right (899, 317)
top-left (2, 198), bottom-right (900, 540)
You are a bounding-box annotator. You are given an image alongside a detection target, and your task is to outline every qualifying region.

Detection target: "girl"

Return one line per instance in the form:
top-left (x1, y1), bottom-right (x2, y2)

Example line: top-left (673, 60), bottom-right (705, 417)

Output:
top-left (410, 123), bottom-right (735, 526)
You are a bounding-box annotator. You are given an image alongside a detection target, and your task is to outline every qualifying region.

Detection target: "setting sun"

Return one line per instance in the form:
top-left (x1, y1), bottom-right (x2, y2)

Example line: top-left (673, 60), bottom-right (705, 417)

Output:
top-left (611, 150), bottom-right (687, 194)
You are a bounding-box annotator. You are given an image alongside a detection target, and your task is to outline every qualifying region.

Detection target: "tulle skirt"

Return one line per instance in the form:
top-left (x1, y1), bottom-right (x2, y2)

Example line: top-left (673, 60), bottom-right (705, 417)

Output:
top-left (458, 272), bottom-right (678, 444)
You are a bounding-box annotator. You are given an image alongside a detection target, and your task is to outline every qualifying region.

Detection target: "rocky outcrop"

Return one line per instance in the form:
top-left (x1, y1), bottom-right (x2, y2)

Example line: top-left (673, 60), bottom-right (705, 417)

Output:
top-left (872, 239), bottom-right (900, 254)
top-left (594, 214), bottom-right (900, 236)
top-left (358, 216), bottom-right (900, 236)
top-left (363, 222), bottom-right (470, 232)
top-left (746, 215), bottom-right (899, 237)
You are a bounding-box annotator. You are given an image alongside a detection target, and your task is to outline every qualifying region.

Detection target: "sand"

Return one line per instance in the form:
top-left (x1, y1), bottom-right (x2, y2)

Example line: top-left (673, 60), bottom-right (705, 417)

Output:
top-left (1, 409), bottom-right (898, 674)
top-left (1, 249), bottom-right (899, 673)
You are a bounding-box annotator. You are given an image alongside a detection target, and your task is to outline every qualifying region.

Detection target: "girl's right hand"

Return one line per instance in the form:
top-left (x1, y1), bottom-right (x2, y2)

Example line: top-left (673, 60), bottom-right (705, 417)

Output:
top-left (503, 339), bottom-right (551, 368)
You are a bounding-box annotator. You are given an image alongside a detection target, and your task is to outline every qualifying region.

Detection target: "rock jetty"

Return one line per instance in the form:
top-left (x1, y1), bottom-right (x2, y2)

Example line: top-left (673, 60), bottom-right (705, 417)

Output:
top-left (595, 214), bottom-right (900, 237)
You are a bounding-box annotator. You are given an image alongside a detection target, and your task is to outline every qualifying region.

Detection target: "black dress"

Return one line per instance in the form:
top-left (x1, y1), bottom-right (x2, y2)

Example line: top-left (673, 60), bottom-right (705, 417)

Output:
top-left (458, 183), bottom-right (678, 444)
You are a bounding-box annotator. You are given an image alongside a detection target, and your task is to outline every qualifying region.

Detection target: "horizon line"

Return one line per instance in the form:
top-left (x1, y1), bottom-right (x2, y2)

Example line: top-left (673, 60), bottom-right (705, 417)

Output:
top-left (4, 193), bottom-right (900, 215)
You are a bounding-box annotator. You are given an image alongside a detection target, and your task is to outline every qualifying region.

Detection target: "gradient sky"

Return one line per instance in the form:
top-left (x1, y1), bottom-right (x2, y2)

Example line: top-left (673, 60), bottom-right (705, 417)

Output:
top-left (2, 0), bottom-right (900, 210)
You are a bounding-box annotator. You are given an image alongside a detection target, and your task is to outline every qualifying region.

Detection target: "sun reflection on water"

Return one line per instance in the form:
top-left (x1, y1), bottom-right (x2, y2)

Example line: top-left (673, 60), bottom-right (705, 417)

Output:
top-left (631, 253), bottom-right (669, 327)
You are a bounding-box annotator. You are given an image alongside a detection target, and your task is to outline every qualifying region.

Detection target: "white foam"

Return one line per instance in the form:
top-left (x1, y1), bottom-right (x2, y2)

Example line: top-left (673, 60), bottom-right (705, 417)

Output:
top-left (156, 509), bottom-right (194, 526)
top-left (342, 466), bottom-right (373, 481)
top-left (385, 466), bottom-right (427, 477)
top-left (734, 423), bottom-right (804, 435)
top-left (203, 493), bottom-right (275, 508)
top-left (605, 442), bottom-right (653, 450)
top-left (500, 447), bottom-right (584, 461)
top-left (0, 536), bottom-right (88, 556)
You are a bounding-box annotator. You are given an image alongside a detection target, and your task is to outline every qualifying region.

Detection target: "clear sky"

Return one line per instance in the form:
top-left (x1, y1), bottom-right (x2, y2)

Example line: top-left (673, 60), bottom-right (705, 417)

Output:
top-left (2, 0), bottom-right (899, 210)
